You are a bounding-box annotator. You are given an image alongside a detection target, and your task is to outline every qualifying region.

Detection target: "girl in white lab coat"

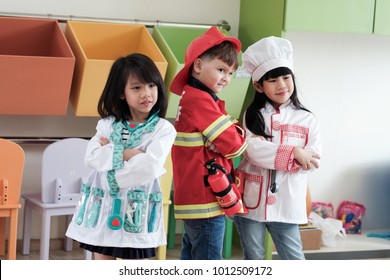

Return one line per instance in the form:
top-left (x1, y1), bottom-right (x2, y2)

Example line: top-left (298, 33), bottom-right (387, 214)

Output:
top-left (66, 53), bottom-right (176, 260)
top-left (233, 37), bottom-right (322, 260)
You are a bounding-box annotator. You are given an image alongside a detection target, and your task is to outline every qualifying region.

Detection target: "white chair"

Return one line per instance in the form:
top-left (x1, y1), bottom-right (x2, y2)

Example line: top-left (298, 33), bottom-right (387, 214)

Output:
top-left (21, 138), bottom-right (92, 260)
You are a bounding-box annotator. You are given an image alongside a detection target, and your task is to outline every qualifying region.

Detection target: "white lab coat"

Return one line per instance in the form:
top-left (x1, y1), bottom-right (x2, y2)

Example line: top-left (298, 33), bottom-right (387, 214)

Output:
top-left (237, 101), bottom-right (322, 224)
top-left (66, 116), bottom-right (176, 248)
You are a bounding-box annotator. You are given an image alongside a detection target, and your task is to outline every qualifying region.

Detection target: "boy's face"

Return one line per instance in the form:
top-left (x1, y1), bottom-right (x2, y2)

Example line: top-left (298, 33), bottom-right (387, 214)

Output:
top-left (192, 57), bottom-right (235, 93)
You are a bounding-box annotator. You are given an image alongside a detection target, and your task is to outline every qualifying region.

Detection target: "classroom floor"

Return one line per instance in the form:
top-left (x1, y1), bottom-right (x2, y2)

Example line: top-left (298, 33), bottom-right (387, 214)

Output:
top-left (2, 237), bottom-right (243, 260)
top-left (3, 229), bottom-right (390, 260)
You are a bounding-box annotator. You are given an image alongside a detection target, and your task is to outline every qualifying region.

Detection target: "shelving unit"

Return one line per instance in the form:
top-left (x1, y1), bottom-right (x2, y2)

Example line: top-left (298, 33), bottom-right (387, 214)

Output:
top-left (273, 229), bottom-right (390, 260)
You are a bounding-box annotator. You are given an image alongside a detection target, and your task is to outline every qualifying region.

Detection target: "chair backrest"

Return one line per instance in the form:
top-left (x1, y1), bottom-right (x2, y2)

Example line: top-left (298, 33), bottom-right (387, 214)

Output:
top-left (0, 139), bottom-right (25, 205)
top-left (41, 138), bottom-right (91, 204)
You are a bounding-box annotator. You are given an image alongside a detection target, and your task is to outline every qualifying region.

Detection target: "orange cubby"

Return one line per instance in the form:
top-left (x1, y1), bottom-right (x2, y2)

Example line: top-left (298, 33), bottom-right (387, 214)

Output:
top-left (65, 21), bottom-right (168, 116)
top-left (0, 17), bottom-right (75, 115)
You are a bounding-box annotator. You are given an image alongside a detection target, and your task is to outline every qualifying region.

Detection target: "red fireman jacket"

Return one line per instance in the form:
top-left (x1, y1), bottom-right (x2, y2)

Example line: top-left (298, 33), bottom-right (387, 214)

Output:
top-left (172, 85), bottom-right (247, 219)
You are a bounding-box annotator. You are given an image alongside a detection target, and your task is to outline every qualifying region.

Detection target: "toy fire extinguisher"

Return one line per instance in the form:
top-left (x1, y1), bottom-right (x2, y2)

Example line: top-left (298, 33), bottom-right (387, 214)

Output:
top-left (204, 158), bottom-right (247, 216)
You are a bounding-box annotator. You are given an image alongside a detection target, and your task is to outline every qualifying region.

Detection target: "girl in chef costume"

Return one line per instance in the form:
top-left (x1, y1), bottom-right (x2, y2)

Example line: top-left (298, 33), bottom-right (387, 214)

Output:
top-left (234, 37), bottom-right (322, 260)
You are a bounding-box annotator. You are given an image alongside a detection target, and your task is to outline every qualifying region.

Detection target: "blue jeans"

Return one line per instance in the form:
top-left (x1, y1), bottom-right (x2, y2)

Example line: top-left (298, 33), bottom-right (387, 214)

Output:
top-left (233, 216), bottom-right (305, 260)
top-left (181, 215), bottom-right (225, 260)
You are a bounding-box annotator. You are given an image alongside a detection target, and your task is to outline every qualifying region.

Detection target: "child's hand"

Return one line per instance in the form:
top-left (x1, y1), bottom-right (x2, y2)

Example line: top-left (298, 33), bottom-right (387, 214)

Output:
top-left (250, 135), bottom-right (266, 141)
top-left (293, 147), bottom-right (320, 170)
top-left (123, 148), bottom-right (143, 161)
top-left (206, 140), bottom-right (220, 153)
top-left (99, 137), bottom-right (110, 146)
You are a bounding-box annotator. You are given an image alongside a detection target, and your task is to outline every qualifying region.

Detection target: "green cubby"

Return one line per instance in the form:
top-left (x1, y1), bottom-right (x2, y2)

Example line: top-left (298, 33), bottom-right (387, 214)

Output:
top-left (284, 0), bottom-right (375, 34)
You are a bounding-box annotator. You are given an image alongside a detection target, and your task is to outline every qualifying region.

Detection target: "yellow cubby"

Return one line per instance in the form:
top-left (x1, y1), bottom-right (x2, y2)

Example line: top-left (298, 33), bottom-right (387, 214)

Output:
top-left (65, 21), bottom-right (167, 116)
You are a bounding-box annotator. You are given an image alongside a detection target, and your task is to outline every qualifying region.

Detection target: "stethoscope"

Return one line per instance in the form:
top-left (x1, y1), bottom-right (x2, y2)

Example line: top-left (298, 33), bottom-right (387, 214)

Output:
top-left (270, 169), bottom-right (279, 193)
top-left (266, 117), bottom-right (279, 194)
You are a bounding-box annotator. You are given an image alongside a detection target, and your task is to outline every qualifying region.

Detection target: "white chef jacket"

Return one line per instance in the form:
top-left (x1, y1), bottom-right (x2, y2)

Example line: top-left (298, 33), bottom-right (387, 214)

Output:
top-left (66, 116), bottom-right (176, 248)
top-left (237, 101), bottom-right (322, 224)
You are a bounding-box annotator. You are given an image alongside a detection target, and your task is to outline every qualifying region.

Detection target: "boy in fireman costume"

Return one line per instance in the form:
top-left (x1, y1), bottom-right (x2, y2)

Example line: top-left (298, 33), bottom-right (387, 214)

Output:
top-left (170, 26), bottom-right (247, 260)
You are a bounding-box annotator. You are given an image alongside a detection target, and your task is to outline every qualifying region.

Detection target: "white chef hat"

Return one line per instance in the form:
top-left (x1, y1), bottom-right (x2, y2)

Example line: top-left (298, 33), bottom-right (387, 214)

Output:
top-left (242, 36), bottom-right (294, 82)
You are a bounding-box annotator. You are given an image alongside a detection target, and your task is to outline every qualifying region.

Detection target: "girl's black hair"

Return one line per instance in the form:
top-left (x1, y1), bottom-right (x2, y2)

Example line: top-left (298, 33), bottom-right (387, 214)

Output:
top-left (245, 67), bottom-right (310, 138)
top-left (97, 53), bottom-right (168, 121)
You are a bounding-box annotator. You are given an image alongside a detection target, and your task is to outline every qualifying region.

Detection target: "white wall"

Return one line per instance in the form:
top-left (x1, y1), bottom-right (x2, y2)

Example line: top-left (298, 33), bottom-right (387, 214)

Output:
top-left (0, 0), bottom-right (241, 240)
top-left (0, 0), bottom-right (240, 36)
top-left (285, 31), bottom-right (390, 229)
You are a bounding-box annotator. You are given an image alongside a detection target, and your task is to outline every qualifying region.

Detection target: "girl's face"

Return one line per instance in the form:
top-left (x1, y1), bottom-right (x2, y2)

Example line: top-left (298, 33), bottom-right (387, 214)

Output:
top-left (254, 74), bottom-right (294, 110)
top-left (123, 75), bottom-right (158, 123)
top-left (192, 57), bottom-right (235, 93)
